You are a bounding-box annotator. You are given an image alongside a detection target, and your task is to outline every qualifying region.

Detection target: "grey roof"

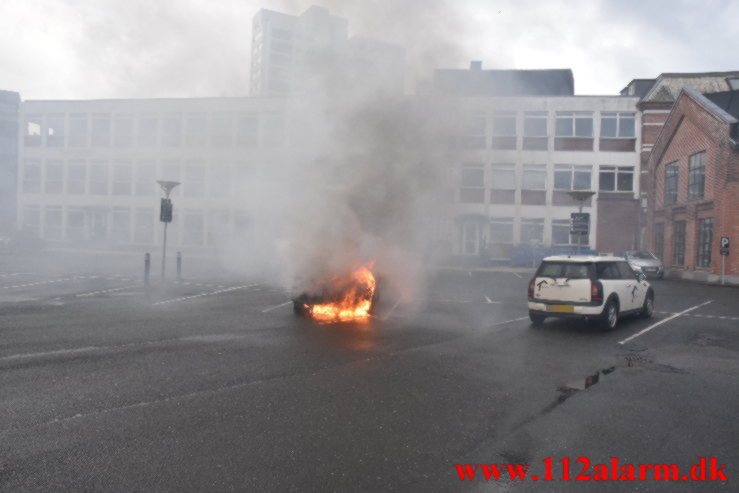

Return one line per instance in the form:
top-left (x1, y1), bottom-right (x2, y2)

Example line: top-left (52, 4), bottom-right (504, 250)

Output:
top-left (434, 66), bottom-right (574, 97)
top-left (641, 71), bottom-right (739, 102)
top-left (0, 90), bottom-right (20, 104)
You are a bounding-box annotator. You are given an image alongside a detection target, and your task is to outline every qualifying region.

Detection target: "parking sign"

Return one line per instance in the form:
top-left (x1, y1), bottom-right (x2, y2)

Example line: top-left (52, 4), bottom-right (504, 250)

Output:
top-left (720, 236), bottom-right (730, 256)
top-left (570, 213), bottom-right (590, 235)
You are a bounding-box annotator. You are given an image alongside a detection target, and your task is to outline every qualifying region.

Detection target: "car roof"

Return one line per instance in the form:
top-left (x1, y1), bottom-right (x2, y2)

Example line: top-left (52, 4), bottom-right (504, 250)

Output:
top-left (542, 255), bottom-right (626, 263)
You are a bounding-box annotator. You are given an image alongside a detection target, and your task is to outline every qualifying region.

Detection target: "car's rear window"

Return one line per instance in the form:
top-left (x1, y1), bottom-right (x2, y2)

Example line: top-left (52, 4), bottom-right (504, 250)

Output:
top-left (537, 262), bottom-right (591, 279)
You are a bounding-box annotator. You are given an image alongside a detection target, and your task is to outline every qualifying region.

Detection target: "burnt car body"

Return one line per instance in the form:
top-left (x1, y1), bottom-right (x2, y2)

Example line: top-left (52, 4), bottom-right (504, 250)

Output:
top-left (292, 275), bottom-right (381, 318)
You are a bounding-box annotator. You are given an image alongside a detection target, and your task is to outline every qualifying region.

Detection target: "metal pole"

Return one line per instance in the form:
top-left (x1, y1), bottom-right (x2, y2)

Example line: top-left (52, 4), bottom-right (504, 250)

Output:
top-left (577, 200), bottom-right (583, 254)
top-left (161, 222), bottom-right (168, 280)
top-left (176, 251), bottom-right (182, 280)
top-left (722, 255), bottom-right (726, 285)
top-left (144, 252), bottom-right (150, 284)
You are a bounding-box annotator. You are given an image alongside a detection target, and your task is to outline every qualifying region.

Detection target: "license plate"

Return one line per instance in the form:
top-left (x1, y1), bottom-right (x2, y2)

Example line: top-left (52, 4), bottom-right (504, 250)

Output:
top-left (549, 305), bottom-right (574, 313)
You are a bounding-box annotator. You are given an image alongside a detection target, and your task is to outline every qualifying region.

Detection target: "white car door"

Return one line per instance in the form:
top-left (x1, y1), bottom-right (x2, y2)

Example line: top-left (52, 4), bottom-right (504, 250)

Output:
top-left (596, 262), bottom-right (633, 311)
top-left (617, 261), bottom-right (646, 311)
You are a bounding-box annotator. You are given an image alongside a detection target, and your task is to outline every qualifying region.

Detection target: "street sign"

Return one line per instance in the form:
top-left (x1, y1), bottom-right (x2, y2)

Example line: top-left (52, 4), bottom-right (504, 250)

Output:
top-left (570, 212), bottom-right (590, 235)
top-left (720, 236), bottom-right (730, 256)
top-left (160, 198), bottom-right (173, 223)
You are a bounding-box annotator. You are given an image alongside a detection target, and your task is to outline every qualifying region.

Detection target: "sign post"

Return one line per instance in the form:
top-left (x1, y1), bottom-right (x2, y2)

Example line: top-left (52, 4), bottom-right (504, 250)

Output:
top-left (720, 236), bottom-right (730, 285)
top-left (566, 191), bottom-right (596, 254)
top-left (157, 180), bottom-right (180, 281)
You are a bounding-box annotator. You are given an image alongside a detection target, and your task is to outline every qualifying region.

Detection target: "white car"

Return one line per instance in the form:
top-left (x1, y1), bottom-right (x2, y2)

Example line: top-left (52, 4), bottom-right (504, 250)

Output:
top-left (527, 255), bottom-right (654, 330)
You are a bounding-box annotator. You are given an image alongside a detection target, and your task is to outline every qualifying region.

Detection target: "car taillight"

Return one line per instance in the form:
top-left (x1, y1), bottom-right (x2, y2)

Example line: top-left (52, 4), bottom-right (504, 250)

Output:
top-left (591, 281), bottom-right (603, 303)
top-left (528, 279), bottom-right (535, 298)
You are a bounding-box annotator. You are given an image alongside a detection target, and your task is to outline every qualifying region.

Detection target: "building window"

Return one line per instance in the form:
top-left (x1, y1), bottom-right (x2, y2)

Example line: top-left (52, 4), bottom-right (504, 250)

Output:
top-left (210, 113), bottom-right (233, 147)
top-left (520, 218), bottom-right (544, 244)
top-left (66, 208), bottom-right (86, 242)
top-left (23, 160), bottom-right (42, 193)
top-left (185, 113), bottom-right (207, 147)
top-left (491, 113), bottom-right (516, 136)
top-left (22, 206), bottom-right (41, 236)
top-left (524, 111), bottom-right (547, 137)
top-left (555, 111), bottom-right (593, 137)
top-left (112, 114), bottom-right (134, 147)
top-left (654, 223), bottom-right (664, 261)
top-left (91, 114), bottom-right (111, 147)
top-left (24, 115), bottom-right (42, 147)
top-left (522, 164), bottom-right (546, 190)
top-left (134, 208), bottom-right (155, 244)
top-left (459, 165), bottom-right (485, 203)
top-left (262, 112), bottom-right (285, 148)
top-left (111, 207), bottom-right (130, 244)
top-left (600, 112), bottom-right (635, 138)
top-left (44, 206), bottom-right (63, 241)
top-left (68, 114), bottom-right (88, 147)
top-left (664, 161), bottom-right (679, 205)
top-left (66, 160), bottom-right (86, 194)
top-left (138, 114), bottom-right (158, 147)
top-left (554, 165), bottom-right (591, 190)
top-left (551, 219), bottom-right (574, 245)
top-left (490, 217), bottom-right (514, 244)
top-left (46, 114), bottom-right (66, 147)
top-left (687, 151), bottom-right (705, 200)
top-left (460, 221), bottom-right (481, 255)
top-left (183, 210), bottom-right (204, 246)
top-left (673, 220), bottom-right (686, 266)
top-left (112, 161), bottom-right (133, 195)
top-left (162, 113), bottom-right (182, 147)
top-left (599, 166), bottom-right (634, 192)
top-left (696, 218), bottom-right (713, 268)
top-left (461, 112), bottom-right (486, 149)
top-left (135, 161), bottom-right (156, 196)
top-left (490, 164), bottom-right (515, 190)
top-left (237, 112), bottom-right (259, 147)
top-left (44, 161), bottom-right (64, 194)
top-left (209, 162), bottom-right (232, 198)
top-left (183, 163), bottom-right (205, 197)
top-left (89, 161), bottom-right (110, 195)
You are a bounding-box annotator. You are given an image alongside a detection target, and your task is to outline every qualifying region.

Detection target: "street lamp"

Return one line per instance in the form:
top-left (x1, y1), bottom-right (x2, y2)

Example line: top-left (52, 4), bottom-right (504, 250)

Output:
top-left (567, 190), bottom-right (596, 254)
top-left (157, 180), bottom-right (180, 280)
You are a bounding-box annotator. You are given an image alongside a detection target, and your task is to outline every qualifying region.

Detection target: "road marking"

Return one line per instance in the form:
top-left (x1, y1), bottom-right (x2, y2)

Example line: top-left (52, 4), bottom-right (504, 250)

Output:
top-left (153, 284), bottom-right (257, 306)
top-left (490, 316), bottom-right (529, 327)
top-left (381, 299), bottom-right (402, 321)
top-left (484, 295), bottom-right (493, 304)
top-left (433, 298), bottom-right (504, 304)
top-left (511, 272), bottom-right (523, 279)
top-left (261, 300), bottom-right (292, 313)
top-left (618, 300), bottom-right (714, 345)
top-left (0, 276), bottom-right (91, 290)
top-left (76, 284), bottom-right (141, 297)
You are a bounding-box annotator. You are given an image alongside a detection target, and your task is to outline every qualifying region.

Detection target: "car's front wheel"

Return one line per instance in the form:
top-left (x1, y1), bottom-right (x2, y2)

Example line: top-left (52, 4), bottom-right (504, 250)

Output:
top-left (599, 299), bottom-right (619, 330)
top-left (640, 291), bottom-right (654, 318)
top-left (529, 311), bottom-right (546, 326)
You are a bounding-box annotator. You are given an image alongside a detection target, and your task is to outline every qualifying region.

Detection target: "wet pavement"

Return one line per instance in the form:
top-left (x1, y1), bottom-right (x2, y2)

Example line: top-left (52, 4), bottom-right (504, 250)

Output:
top-left (0, 265), bottom-right (737, 492)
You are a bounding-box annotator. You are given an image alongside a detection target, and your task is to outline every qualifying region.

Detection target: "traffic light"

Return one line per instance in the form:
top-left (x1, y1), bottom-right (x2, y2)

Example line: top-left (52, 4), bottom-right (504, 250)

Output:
top-left (160, 198), bottom-right (173, 223)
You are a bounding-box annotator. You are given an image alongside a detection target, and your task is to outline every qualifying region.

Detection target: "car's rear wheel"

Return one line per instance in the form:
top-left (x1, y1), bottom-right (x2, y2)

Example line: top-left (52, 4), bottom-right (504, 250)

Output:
top-left (529, 311), bottom-right (546, 326)
top-left (640, 291), bottom-right (654, 318)
top-left (599, 299), bottom-right (619, 330)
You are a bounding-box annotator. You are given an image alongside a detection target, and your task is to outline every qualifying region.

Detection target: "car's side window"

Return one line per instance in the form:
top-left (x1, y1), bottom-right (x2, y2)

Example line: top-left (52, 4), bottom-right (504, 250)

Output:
top-left (617, 262), bottom-right (636, 280)
top-left (596, 262), bottom-right (621, 280)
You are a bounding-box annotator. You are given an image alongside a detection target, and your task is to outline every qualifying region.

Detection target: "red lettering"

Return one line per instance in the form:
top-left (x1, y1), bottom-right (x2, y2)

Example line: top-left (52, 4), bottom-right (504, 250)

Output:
top-left (575, 457), bottom-right (591, 480)
top-left (709, 457), bottom-right (727, 481)
top-left (479, 465), bottom-right (503, 481)
top-left (639, 464), bottom-right (653, 480)
top-left (455, 465), bottom-right (477, 480)
top-left (691, 457), bottom-right (707, 480)
top-left (506, 464), bottom-right (529, 481)
top-left (592, 464), bottom-right (608, 480)
top-left (620, 464), bottom-right (636, 480)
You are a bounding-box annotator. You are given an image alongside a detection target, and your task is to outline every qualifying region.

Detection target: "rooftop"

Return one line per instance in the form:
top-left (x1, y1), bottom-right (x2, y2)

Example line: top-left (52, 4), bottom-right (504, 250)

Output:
top-left (434, 62), bottom-right (574, 97)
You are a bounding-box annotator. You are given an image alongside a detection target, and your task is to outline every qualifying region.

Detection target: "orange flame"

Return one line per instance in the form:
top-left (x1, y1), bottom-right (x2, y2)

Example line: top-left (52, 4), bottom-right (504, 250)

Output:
top-left (307, 265), bottom-right (376, 322)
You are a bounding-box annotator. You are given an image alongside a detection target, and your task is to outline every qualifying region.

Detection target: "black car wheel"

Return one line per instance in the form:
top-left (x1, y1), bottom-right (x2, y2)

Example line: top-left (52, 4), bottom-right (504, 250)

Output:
top-left (529, 311), bottom-right (546, 326)
top-left (599, 299), bottom-right (619, 330)
top-left (640, 291), bottom-right (654, 318)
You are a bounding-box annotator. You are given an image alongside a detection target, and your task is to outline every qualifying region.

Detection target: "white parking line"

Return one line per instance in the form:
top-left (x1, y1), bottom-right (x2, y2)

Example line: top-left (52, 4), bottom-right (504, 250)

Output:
top-left (511, 272), bottom-right (523, 279)
top-left (261, 300), bottom-right (292, 313)
top-left (153, 284), bottom-right (257, 306)
top-left (484, 295), bottom-right (493, 304)
top-left (491, 316), bottom-right (529, 327)
top-left (76, 284), bottom-right (141, 297)
top-left (0, 276), bottom-right (92, 290)
top-left (618, 300), bottom-right (714, 345)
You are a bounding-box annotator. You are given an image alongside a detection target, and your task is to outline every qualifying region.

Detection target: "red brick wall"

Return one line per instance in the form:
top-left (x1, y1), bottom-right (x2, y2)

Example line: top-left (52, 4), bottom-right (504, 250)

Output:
top-left (596, 193), bottom-right (640, 254)
top-left (646, 92), bottom-right (739, 276)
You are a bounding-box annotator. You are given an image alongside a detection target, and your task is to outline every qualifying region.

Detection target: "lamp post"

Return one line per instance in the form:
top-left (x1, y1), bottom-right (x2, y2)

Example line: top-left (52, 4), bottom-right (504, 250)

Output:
top-left (567, 190), bottom-right (596, 254)
top-left (157, 180), bottom-right (180, 280)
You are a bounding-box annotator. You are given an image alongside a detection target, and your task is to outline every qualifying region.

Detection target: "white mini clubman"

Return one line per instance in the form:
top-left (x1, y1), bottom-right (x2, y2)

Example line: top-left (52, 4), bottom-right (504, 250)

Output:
top-left (527, 255), bottom-right (654, 330)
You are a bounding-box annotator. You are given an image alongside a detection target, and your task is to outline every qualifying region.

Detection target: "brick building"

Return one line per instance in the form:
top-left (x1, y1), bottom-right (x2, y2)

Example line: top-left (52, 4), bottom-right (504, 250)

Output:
top-left (646, 87), bottom-right (739, 283)
top-left (621, 72), bottom-right (739, 249)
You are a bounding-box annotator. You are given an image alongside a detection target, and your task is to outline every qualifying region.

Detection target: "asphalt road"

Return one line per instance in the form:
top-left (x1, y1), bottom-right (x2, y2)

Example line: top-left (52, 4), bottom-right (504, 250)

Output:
top-left (0, 264), bottom-right (737, 492)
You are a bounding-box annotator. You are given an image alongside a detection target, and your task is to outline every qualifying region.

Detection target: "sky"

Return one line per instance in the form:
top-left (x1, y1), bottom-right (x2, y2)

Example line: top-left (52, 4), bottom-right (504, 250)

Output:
top-left (1, 0), bottom-right (737, 100)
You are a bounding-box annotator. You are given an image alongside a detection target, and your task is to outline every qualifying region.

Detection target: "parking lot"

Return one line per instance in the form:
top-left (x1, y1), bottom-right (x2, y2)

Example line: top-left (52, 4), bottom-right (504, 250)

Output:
top-left (0, 264), bottom-right (736, 491)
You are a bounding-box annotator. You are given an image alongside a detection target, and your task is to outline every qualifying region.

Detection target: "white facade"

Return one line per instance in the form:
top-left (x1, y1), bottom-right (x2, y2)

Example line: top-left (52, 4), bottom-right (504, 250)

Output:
top-left (444, 95), bottom-right (641, 259)
top-left (17, 97), bottom-right (304, 251)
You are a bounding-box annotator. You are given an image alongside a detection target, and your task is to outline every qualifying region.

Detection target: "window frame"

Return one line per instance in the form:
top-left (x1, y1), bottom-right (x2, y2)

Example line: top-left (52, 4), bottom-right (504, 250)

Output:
top-left (687, 151), bottom-right (706, 200)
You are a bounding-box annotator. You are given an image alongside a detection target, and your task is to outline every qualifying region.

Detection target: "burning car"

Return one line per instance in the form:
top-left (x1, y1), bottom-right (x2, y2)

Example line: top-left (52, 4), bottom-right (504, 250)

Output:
top-left (292, 264), bottom-right (379, 322)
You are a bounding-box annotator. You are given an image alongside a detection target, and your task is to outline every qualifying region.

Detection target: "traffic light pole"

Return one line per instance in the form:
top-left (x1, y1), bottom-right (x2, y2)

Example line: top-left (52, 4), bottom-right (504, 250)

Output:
top-left (161, 221), bottom-right (169, 280)
top-left (157, 180), bottom-right (180, 282)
